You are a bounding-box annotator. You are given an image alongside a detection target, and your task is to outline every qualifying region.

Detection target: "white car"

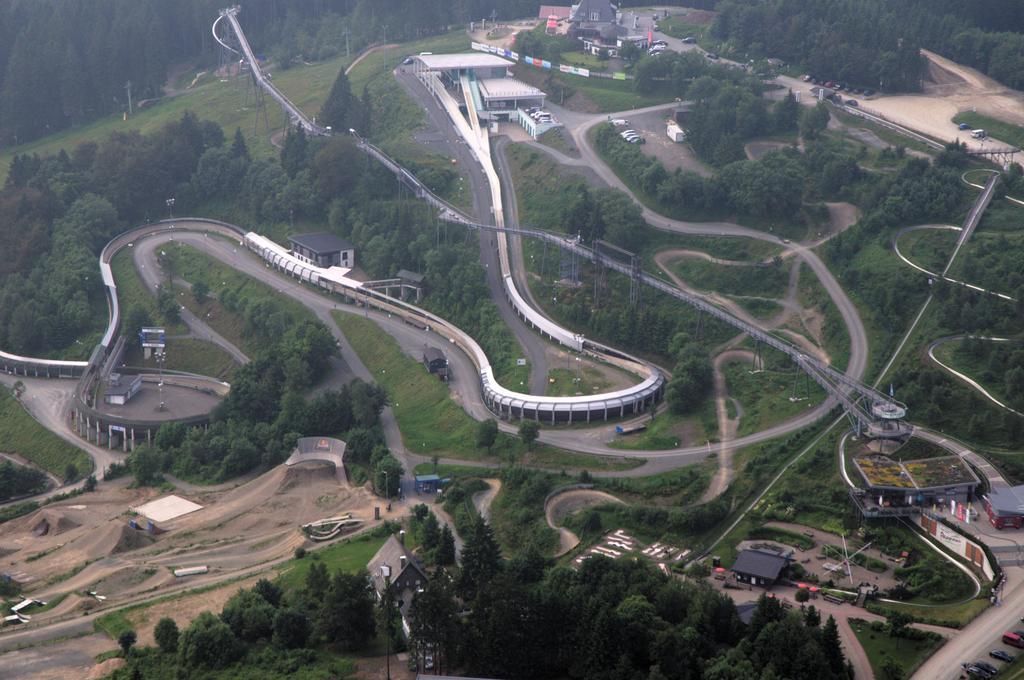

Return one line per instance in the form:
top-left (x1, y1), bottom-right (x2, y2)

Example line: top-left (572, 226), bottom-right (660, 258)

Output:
top-left (610, 118), bottom-right (629, 126)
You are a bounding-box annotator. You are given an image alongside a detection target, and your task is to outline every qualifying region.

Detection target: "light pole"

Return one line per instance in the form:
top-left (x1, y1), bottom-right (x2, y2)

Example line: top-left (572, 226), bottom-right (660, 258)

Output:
top-left (165, 197), bottom-right (175, 219)
top-left (156, 348), bottom-right (166, 411)
top-left (382, 573), bottom-right (394, 680)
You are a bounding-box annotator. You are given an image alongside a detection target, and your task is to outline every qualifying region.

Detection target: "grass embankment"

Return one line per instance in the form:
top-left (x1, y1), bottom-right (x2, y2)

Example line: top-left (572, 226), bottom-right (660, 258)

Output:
top-left (0, 53), bottom-right (356, 186)
top-left (0, 388), bottom-right (91, 479)
top-left (953, 112), bottom-right (1024, 150)
top-left (795, 266), bottom-right (851, 372)
top-left (275, 533), bottom-right (387, 592)
top-left (658, 16), bottom-right (710, 43)
top-left (346, 32), bottom-right (473, 212)
top-left (333, 312), bottom-right (641, 472)
top-left (722, 359), bottom-right (826, 438)
top-left (511, 63), bottom-right (675, 113)
top-left (594, 461), bottom-right (715, 506)
top-left (545, 366), bottom-right (616, 397)
top-left (163, 242), bottom-right (317, 355)
top-left (125, 339), bottom-right (239, 382)
top-left (607, 405), bottom-right (713, 450)
top-left (109, 249), bottom-right (186, 336)
top-left (110, 247), bottom-right (241, 379)
top-left (666, 254), bottom-right (790, 319)
top-left (866, 598), bottom-right (990, 629)
top-left (830, 108), bottom-right (939, 157)
top-left (897, 228), bottom-right (955, 274)
top-left (668, 257), bottom-right (790, 300)
top-left (535, 128), bottom-right (580, 158)
top-left (932, 339), bottom-right (1024, 413)
top-left (849, 618), bottom-right (944, 679)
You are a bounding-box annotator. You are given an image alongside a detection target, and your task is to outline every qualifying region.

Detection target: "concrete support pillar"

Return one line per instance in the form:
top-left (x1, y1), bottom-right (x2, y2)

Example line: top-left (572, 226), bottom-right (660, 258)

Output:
top-left (86, 416), bottom-right (91, 441)
top-left (123, 429), bottom-right (128, 452)
top-left (130, 428), bottom-right (135, 452)
top-left (108, 424), bottom-right (113, 449)
top-left (147, 429), bottom-right (152, 445)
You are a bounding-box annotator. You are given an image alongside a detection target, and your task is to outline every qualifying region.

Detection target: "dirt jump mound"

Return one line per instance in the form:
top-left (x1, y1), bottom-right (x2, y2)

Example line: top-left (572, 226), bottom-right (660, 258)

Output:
top-left (279, 463), bottom-right (337, 491)
top-left (112, 523), bottom-right (157, 554)
top-left (17, 509), bottom-right (81, 537)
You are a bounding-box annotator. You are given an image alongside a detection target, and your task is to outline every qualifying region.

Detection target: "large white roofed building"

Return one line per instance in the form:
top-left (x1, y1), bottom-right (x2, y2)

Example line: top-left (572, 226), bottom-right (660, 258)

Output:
top-left (412, 52), bottom-right (548, 125)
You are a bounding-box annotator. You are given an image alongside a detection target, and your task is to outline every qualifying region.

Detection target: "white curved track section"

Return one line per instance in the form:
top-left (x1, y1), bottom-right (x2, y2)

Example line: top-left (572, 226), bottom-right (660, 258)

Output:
top-left (893, 224), bottom-right (1016, 301)
top-left (503, 274), bottom-right (583, 351)
top-left (211, 13), bottom-right (238, 55)
top-left (929, 336), bottom-right (1024, 417)
top-left (243, 231), bottom-right (663, 422)
top-left (963, 169), bottom-right (1024, 209)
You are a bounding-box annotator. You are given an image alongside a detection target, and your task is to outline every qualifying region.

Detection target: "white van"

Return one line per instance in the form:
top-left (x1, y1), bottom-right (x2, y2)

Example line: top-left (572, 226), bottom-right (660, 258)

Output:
top-left (971, 129), bottom-right (987, 139)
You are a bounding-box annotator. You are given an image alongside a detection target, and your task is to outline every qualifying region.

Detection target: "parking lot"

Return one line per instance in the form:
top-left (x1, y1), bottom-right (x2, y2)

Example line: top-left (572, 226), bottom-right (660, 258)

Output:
top-left (613, 108), bottom-right (712, 177)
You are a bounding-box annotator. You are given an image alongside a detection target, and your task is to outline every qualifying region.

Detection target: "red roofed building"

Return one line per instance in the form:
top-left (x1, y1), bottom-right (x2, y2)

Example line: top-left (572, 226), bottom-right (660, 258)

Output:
top-left (538, 5), bottom-right (572, 20)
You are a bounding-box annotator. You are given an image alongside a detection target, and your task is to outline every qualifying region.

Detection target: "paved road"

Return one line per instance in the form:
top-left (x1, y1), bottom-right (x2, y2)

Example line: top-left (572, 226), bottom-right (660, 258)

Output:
top-left (913, 564), bottom-right (1024, 679)
top-left (131, 234), bottom-right (251, 365)
top-left (552, 101), bottom-right (869, 389)
top-left (0, 374), bottom-right (123, 500)
top-left (394, 66), bottom-right (550, 396)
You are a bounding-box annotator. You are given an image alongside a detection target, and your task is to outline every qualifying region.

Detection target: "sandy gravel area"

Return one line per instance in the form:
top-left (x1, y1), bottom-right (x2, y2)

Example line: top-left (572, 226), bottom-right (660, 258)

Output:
top-left (847, 50), bottom-right (1023, 151)
top-left (1, 462), bottom-right (379, 617)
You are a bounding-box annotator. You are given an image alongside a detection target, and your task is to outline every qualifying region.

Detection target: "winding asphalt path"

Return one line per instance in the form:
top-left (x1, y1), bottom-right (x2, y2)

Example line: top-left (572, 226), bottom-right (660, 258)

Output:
top-left (131, 236), bottom-right (251, 364)
top-left (0, 374), bottom-right (122, 502)
top-left (556, 101), bottom-right (870, 389)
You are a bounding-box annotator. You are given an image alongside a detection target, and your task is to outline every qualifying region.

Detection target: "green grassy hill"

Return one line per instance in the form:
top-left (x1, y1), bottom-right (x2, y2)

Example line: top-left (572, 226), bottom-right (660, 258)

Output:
top-left (0, 53), bottom-right (353, 185)
top-left (0, 388), bottom-right (91, 479)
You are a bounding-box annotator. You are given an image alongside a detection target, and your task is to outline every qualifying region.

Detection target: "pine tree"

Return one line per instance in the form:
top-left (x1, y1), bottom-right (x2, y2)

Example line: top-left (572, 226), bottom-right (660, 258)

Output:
top-left (280, 124), bottom-right (309, 178)
top-left (357, 83), bottom-right (373, 136)
top-left (410, 573), bottom-right (458, 674)
top-left (457, 515), bottom-right (501, 600)
top-left (437, 525), bottom-right (456, 566)
top-left (422, 512), bottom-right (441, 552)
top-left (319, 68), bottom-right (354, 131)
top-left (231, 128), bottom-right (249, 159)
top-left (821, 615), bottom-right (846, 675)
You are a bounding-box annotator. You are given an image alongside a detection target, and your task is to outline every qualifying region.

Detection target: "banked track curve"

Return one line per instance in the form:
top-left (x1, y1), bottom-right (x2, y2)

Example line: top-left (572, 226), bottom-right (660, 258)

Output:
top-left (1, 217), bottom-right (666, 429)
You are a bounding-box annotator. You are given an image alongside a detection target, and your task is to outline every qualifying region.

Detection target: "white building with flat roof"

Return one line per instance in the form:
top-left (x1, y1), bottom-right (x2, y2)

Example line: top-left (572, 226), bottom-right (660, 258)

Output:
top-left (414, 53), bottom-right (514, 82)
top-left (413, 52), bottom-right (548, 124)
top-left (476, 77), bottom-right (546, 117)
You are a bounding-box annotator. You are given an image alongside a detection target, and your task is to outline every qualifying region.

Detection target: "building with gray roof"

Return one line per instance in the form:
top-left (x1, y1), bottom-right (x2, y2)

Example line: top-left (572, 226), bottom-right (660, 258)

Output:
top-left (367, 535), bottom-right (428, 609)
top-left (288, 232), bottom-right (354, 268)
top-left (730, 547), bottom-right (793, 587)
